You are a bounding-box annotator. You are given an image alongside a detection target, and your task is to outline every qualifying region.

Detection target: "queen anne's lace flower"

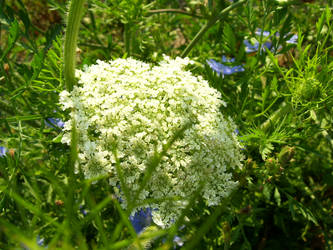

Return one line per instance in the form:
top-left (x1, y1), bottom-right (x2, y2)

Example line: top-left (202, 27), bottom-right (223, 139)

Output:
top-left (59, 56), bottom-right (243, 227)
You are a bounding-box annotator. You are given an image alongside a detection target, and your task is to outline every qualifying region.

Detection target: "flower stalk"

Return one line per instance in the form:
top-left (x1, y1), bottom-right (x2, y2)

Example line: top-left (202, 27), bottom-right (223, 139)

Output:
top-left (64, 0), bottom-right (85, 92)
top-left (63, 0), bottom-right (85, 241)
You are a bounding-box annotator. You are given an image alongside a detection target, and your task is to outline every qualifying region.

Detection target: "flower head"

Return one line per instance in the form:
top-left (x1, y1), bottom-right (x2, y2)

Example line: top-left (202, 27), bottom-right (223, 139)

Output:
top-left (60, 56), bottom-right (243, 227)
top-left (243, 39), bottom-right (272, 53)
top-left (207, 56), bottom-right (244, 77)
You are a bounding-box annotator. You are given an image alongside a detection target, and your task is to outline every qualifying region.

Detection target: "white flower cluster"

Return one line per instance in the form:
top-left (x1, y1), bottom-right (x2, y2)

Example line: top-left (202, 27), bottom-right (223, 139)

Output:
top-left (59, 56), bottom-right (243, 227)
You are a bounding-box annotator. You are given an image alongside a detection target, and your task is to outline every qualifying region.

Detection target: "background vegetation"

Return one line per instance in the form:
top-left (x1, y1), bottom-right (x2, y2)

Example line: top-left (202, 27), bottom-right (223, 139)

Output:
top-left (0, 0), bottom-right (332, 249)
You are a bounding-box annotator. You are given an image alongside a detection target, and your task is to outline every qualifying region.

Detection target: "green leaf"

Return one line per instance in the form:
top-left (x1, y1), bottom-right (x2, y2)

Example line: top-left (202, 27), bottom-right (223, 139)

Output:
top-left (263, 184), bottom-right (273, 200)
top-left (18, 9), bottom-right (31, 34)
top-left (260, 142), bottom-right (274, 160)
top-left (223, 23), bottom-right (236, 54)
top-left (286, 194), bottom-right (318, 225)
top-left (274, 187), bottom-right (281, 206)
top-left (52, 133), bottom-right (64, 143)
top-left (7, 20), bottom-right (19, 46)
top-left (316, 8), bottom-right (326, 39)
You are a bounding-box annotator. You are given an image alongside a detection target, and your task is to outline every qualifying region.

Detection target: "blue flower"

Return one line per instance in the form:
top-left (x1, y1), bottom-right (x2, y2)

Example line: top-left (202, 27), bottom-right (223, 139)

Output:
top-left (79, 204), bottom-right (88, 216)
top-left (244, 28), bottom-right (277, 53)
top-left (255, 28), bottom-right (270, 37)
top-left (207, 56), bottom-right (244, 77)
top-left (129, 207), bottom-right (153, 234)
top-left (0, 146), bottom-right (7, 157)
top-left (21, 235), bottom-right (46, 250)
top-left (234, 128), bottom-right (240, 135)
top-left (244, 28), bottom-right (298, 54)
top-left (173, 236), bottom-right (184, 247)
top-left (129, 207), bottom-right (185, 247)
top-left (286, 34), bottom-right (298, 44)
top-left (243, 39), bottom-right (272, 53)
top-left (36, 235), bottom-right (45, 247)
top-left (45, 118), bottom-right (64, 129)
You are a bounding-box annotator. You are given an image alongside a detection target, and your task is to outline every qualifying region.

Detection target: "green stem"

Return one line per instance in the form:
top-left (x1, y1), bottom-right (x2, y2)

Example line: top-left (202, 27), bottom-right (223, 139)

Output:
top-left (255, 96), bottom-right (280, 118)
top-left (64, 0), bottom-right (85, 92)
top-left (181, 20), bottom-right (214, 58)
top-left (124, 23), bottom-right (131, 56)
top-left (63, 0), bottom-right (85, 242)
top-left (148, 9), bottom-right (204, 19)
top-left (181, 0), bottom-right (246, 57)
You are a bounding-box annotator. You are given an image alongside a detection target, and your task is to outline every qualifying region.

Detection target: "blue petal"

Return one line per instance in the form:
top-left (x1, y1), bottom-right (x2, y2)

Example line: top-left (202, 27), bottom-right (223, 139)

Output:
top-left (243, 40), bottom-right (259, 53)
top-left (255, 29), bottom-right (270, 37)
top-left (36, 235), bottom-right (45, 246)
top-left (206, 59), bottom-right (225, 76)
top-left (244, 40), bottom-right (273, 53)
top-left (221, 55), bottom-right (235, 63)
top-left (286, 34), bottom-right (298, 44)
top-left (263, 41), bottom-right (272, 50)
top-left (207, 58), bottom-right (244, 76)
top-left (173, 236), bottom-right (184, 247)
top-left (46, 118), bottom-right (65, 129)
top-left (0, 146), bottom-right (7, 157)
top-left (79, 205), bottom-right (88, 216)
top-left (130, 208), bottom-right (153, 234)
top-left (224, 64), bottom-right (245, 75)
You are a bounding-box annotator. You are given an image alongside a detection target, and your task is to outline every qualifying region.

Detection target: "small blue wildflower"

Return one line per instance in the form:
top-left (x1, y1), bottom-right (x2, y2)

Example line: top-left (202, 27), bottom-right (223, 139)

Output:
top-left (0, 146), bottom-right (7, 157)
top-left (243, 39), bottom-right (272, 53)
top-left (244, 28), bottom-right (275, 53)
top-left (45, 118), bottom-right (64, 129)
top-left (79, 204), bottom-right (88, 216)
top-left (173, 236), bottom-right (184, 248)
top-left (243, 39), bottom-right (259, 53)
top-left (129, 208), bottom-right (153, 234)
top-left (207, 56), bottom-right (244, 77)
top-left (234, 128), bottom-right (240, 135)
top-left (36, 235), bottom-right (45, 247)
top-left (20, 235), bottom-right (46, 250)
top-left (286, 34), bottom-right (298, 44)
top-left (274, 32), bottom-right (298, 45)
top-left (255, 28), bottom-right (270, 37)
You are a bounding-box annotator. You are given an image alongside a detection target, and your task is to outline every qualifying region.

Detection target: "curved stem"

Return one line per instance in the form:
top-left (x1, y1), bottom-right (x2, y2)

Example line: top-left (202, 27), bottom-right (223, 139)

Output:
top-left (148, 9), bottom-right (204, 19)
top-left (181, 20), bottom-right (214, 58)
top-left (181, 0), bottom-right (246, 57)
top-left (64, 0), bottom-right (85, 91)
